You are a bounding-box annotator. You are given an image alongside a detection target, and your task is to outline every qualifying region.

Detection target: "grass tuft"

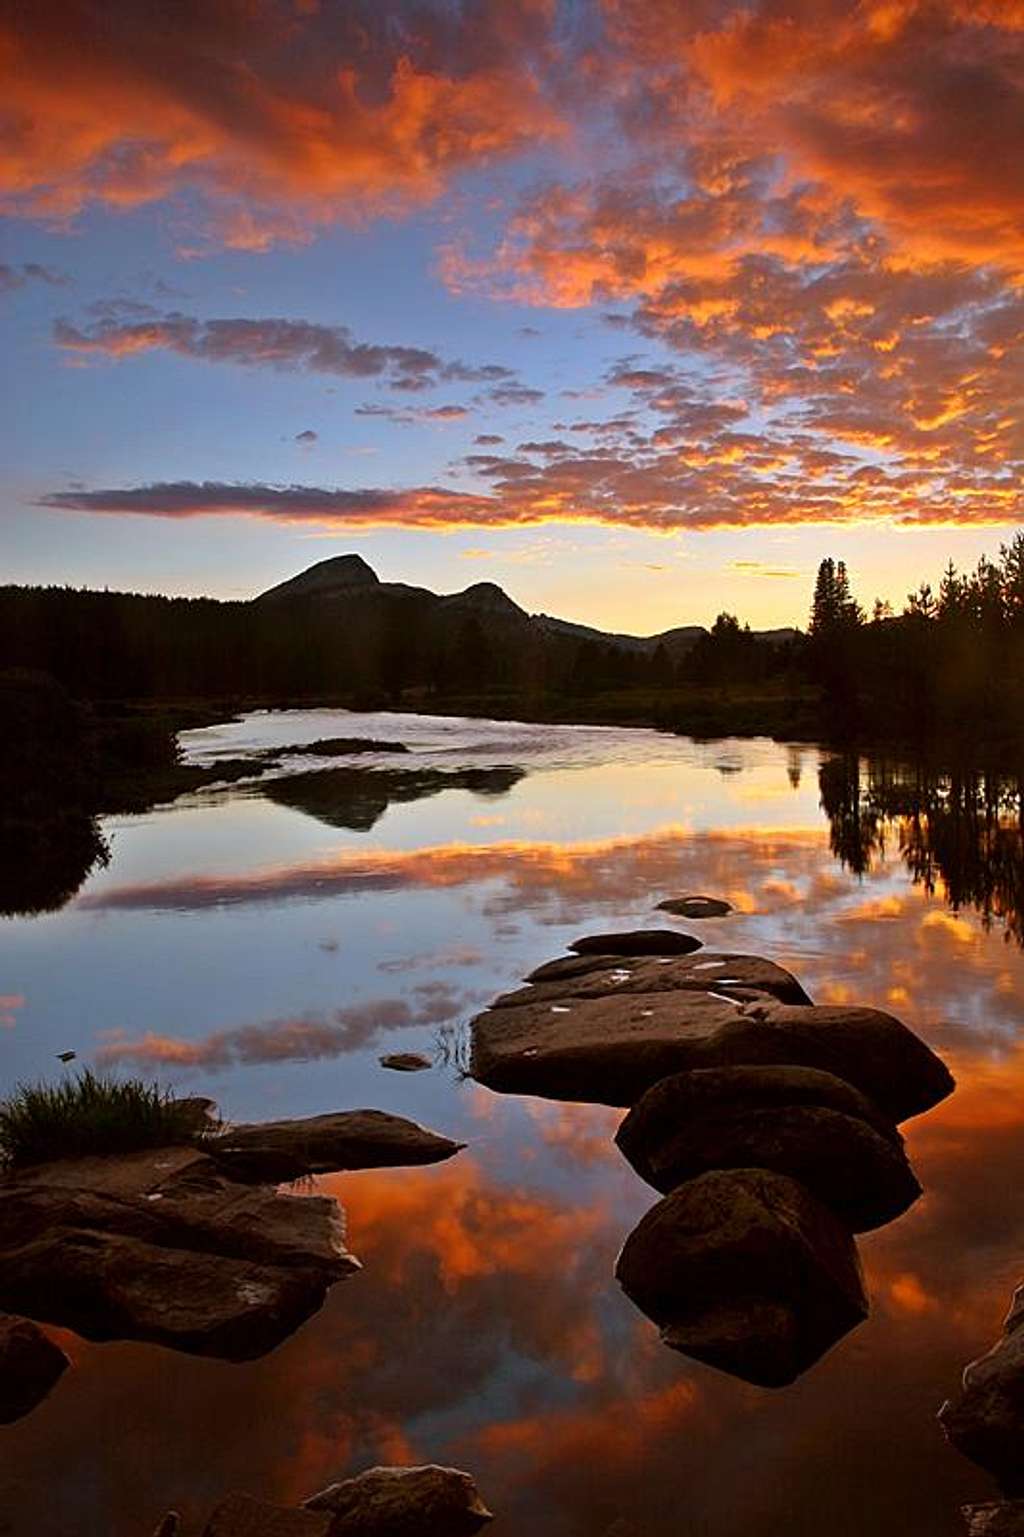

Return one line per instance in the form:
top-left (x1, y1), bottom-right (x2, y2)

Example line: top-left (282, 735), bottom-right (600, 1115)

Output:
top-left (0, 1071), bottom-right (215, 1170)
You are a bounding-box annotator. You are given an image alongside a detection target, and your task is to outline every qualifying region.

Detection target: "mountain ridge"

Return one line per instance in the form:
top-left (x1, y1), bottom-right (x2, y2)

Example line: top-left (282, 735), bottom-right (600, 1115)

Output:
top-left (256, 554), bottom-right (798, 655)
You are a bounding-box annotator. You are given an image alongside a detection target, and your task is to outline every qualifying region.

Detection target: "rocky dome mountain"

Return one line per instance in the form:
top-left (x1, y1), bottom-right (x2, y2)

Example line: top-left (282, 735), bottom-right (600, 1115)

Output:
top-left (256, 555), bottom-right (794, 658)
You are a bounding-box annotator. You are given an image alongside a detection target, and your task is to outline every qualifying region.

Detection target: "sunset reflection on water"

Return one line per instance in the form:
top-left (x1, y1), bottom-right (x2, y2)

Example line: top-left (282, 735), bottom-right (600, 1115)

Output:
top-left (1, 712), bottom-right (1022, 1536)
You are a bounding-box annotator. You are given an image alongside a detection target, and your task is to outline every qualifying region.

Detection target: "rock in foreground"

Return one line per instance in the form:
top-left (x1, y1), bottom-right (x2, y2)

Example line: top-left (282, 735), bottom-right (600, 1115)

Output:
top-left (616, 1065), bottom-right (920, 1231)
top-left (569, 930), bottom-right (702, 957)
top-left (379, 1054), bottom-right (432, 1073)
top-left (0, 1148), bottom-right (360, 1360)
top-left (471, 991), bottom-right (952, 1118)
top-left (211, 1110), bottom-right (465, 1183)
top-left (615, 1168), bottom-right (868, 1387)
top-left (304, 1464), bottom-right (493, 1535)
top-left (941, 1281), bottom-right (1024, 1495)
top-left (0, 1312), bottom-right (70, 1423)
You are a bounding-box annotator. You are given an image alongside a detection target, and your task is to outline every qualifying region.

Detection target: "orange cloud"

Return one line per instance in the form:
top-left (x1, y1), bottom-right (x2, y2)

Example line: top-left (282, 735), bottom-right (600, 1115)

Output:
top-left (0, 0), bottom-right (563, 234)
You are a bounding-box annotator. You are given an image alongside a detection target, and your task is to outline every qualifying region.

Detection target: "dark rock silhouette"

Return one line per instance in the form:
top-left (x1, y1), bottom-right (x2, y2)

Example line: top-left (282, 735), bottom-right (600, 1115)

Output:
top-left (568, 930), bottom-right (702, 957)
top-left (616, 1065), bottom-right (920, 1231)
top-left (941, 1281), bottom-right (1024, 1495)
top-left (656, 895), bottom-right (732, 919)
top-left (615, 1168), bottom-right (868, 1387)
top-left (0, 1312), bottom-right (69, 1423)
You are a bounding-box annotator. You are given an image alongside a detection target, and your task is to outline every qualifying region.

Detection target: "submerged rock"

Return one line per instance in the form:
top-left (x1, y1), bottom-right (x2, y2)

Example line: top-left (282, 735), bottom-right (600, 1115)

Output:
top-left (202, 1494), bottom-right (332, 1536)
top-left (963, 1503), bottom-right (1024, 1534)
top-left (379, 1053), bottom-right (433, 1073)
top-left (941, 1281), bottom-right (1024, 1495)
top-left (210, 1110), bottom-right (465, 1183)
top-left (470, 990), bottom-right (952, 1118)
top-left (304, 1464), bottom-right (493, 1535)
top-left (616, 1065), bottom-right (920, 1232)
top-left (656, 895), bottom-right (732, 919)
top-left (0, 1312), bottom-right (70, 1423)
top-left (569, 930), bottom-right (702, 957)
top-left (0, 1146), bottom-right (360, 1361)
top-left (499, 952), bottom-right (812, 1009)
top-left (615, 1168), bottom-right (868, 1387)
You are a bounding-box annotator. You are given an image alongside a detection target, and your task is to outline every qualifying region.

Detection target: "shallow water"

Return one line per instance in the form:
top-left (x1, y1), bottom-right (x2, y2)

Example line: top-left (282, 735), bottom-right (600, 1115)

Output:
top-left (2, 711), bottom-right (1022, 1536)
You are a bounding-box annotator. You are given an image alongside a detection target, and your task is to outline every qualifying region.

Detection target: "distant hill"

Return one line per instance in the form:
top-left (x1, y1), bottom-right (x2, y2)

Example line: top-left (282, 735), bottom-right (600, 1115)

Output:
top-left (256, 555), bottom-right (796, 657)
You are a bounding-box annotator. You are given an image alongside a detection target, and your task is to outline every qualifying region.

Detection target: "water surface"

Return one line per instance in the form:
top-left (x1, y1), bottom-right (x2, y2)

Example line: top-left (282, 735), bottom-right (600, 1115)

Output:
top-left (2, 711), bottom-right (1022, 1536)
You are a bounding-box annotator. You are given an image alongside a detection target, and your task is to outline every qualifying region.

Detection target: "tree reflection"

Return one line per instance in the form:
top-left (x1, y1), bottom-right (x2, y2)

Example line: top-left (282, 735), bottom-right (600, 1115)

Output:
top-left (820, 756), bottom-right (1024, 946)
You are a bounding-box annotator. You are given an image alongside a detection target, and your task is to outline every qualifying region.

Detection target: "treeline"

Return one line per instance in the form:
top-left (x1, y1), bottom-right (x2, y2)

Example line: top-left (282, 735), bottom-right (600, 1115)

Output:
top-left (806, 534), bottom-right (1024, 746)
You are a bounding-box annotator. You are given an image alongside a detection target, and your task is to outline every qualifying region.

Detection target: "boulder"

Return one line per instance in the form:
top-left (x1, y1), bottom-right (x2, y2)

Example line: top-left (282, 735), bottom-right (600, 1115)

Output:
top-left (616, 1066), bottom-right (920, 1232)
top-left (615, 1168), bottom-right (868, 1387)
top-left (210, 1111), bottom-right (465, 1183)
top-left (497, 952), bottom-right (812, 1009)
top-left (569, 930), bottom-right (702, 957)
top-left (202, 1494), bottom-right (332, 1537)
top-left (0, 1312), bottom-right (70, 1423)
top-left (963, 1504), bottom-right (1024, 1535)
top-left (0, 1226), bottom-right (336, 1361)
top-left (379, 1054), bottom-right (432, 1073)
top-left (941, 1282), bottom-right (1024, 1495)
top-left (0, 1147), bottom-right (360, 1360)
top-left (304, 1464), bottom-right (493, 1535)
top-left (470, 991), bottom-right (952, 1120)
top-left (656, 896), bottom-right (732, 919)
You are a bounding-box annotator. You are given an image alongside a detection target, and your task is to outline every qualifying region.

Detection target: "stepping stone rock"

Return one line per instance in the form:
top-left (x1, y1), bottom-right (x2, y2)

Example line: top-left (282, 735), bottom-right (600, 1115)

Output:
top-left (569, 930), bottom-right (702, 957)
top-left (657, 896), bottom-right (732, 919)
top-left (963, 1503), bottom-right (1024, 1535)
top-left (502, 953), bottom-right (812, 1009)
top-left (211, 1110), bottom-right (465, 1183)
top-left (941, 1282), bottom-right (1024, 1495)
top-left (379, 1054), bottom-right (432, 1073)
top-left (470, 991), bottom-right (953, 1120)
top-left (0, 1313), bottom-right (70, 1423)
top-left (616, 1065), bottom-right (920, 1232)
top-left (615, 1168), bottom-right (868, 1387)
top-left (305, 1464), bottom-right (494, 1535)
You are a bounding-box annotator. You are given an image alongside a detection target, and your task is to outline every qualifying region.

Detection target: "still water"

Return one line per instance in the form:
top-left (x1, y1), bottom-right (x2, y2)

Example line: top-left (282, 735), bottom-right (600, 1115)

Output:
top-left (2, 711), bottom-right (1023, 1535)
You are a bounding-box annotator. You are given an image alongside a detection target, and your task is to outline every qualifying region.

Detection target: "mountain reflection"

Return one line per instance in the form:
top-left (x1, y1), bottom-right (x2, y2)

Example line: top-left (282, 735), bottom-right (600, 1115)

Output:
top-left (821, 756), bottom-right (1024, 947)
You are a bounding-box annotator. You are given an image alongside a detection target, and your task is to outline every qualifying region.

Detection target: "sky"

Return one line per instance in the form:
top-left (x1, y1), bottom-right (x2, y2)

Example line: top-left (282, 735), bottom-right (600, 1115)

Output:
top-left (1, 0), bottom-right (1022, 633)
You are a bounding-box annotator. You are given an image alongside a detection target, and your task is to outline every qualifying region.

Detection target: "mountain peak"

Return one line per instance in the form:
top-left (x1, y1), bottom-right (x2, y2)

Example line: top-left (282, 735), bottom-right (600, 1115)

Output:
top-left (441, 581), bottom-right (527, 620)
top-left (258, 554), bottom-right (379, 601)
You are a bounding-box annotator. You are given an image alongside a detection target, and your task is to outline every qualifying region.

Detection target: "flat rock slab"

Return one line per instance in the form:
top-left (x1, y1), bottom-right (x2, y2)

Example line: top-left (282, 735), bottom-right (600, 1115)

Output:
top-left (379, 1054), bottom-right (433, 1073)
top-left (941, 1281), bottom-right (1024, 1495)
top-left (471, 992), bottom-right (953, 1119)
top-left (0, 1147), bottom-right (360, 1362)
top-left (0, 1313), bottom-right (70, 1424)
top-left (500, 953), bottom-right (812, 1009)
top-left (569, 930), bottom-right (702, 957)
top-left (211, 1110), bottom-right (465, 1183)
top-left (964, 1503), bottom-right (1024, 1535)
top-left (305, 1464), bottom-right (493, 1535)
top-left (616, 1065), bottom-right (920, 1232)
top-left (615, 1168), bottom-right (868, 1387)
top-left (203, 1495), bottom-right (332, 1537)
top-left (656, 896), bottom-right (733, 919)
